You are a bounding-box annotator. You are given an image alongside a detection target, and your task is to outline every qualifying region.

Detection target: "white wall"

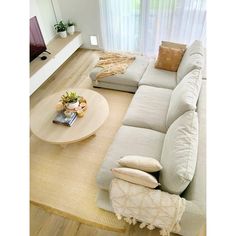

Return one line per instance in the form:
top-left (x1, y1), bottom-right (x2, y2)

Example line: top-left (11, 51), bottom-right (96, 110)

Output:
top-left (57, 0), bottom-right (103, 49)
top-left (30, 0), bottom-right (60, 44)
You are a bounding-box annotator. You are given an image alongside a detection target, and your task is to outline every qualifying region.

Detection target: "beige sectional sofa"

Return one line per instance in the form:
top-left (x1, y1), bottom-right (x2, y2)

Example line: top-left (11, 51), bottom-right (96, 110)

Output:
top-left (92, 41), bottom-right (206, 236)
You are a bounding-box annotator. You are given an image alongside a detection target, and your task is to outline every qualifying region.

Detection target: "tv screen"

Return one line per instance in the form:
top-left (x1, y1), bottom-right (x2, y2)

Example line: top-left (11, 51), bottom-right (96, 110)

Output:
top-left (30, 16), bottom-right (47, 62)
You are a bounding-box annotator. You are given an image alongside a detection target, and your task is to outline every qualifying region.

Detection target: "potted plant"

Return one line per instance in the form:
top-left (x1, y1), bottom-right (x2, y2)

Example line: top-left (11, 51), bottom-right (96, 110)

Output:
top-left (54, 21), bottom-right (67, 38)
top-left (67, 20), bottom-right (76, 35)
top-left (60, 91), bottom-right (80, 109)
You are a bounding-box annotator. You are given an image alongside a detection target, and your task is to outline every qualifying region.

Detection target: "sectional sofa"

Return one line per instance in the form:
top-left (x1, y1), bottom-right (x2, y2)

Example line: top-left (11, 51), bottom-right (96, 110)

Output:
top-left (90, 40), bottom-right (206, 236)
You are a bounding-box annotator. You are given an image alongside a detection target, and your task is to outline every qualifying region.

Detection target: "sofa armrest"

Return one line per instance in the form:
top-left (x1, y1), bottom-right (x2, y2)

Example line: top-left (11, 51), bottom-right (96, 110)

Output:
top-left (179, 200), bottom-right (205, 236)
top-left (179, 80), bottom-right (206, 235)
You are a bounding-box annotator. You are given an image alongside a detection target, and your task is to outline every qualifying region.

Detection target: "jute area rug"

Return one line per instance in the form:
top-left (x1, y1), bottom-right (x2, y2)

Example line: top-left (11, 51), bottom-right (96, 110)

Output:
top-left (30, 78), bottom-right (133, 232)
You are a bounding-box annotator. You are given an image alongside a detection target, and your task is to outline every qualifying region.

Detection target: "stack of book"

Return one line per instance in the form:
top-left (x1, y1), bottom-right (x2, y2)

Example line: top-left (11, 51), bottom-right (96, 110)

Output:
top-left (52, 111), bottom-right (77, 127)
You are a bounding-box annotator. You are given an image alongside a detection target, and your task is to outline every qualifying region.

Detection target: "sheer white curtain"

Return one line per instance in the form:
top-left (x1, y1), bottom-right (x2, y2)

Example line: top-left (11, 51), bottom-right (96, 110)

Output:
top-left (99, 0), bottom-right (141, 53)
top-left (99, 0), bottom-right (206, 57)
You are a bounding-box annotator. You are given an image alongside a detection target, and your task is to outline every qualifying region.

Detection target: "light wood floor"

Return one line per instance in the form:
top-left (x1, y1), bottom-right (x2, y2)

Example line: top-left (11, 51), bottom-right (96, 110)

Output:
top-left (31, 204), bottom-right (206, 236)
top-left (30, 49), bottom-right (206, 236)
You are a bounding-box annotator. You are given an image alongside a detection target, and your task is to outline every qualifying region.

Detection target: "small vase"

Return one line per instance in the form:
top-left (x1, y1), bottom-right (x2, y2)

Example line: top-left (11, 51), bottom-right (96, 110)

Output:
top-left (59, 31), bottom-right (67, 38)
top-left (66, 101), bottom-right (79, 110)
top-left (67, 25), bottom-right (75, 35)
top-left (64, 110), bottom-right (73, 117)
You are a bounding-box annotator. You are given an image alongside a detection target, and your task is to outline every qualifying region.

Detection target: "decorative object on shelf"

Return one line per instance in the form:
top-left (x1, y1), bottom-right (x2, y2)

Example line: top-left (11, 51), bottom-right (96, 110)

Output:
top-left (67, 20), bottom-right (76, 35)
top-left (55, 91), bottom-right (87, 123)
top-left (54, 20), bottom-right (67, 38)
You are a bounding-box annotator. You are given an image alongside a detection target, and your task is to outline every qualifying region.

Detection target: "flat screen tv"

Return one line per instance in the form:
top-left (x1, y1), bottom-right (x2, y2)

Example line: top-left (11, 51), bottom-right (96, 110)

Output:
top-left (30, 16), bottom-right (47, 62)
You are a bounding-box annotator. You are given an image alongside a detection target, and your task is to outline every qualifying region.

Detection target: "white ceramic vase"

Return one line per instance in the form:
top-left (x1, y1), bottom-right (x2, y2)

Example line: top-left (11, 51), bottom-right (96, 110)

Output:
top-left (66, 101), bottom-right (79, 110)
top-left (59, 31), bottom-right (67, 38)
top-left (67, 25), bottom-right (75, 35)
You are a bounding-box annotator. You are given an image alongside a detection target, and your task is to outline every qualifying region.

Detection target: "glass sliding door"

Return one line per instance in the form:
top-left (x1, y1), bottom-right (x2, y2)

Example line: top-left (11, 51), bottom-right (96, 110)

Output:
top-left (99, 0), bottom-right (206, 57)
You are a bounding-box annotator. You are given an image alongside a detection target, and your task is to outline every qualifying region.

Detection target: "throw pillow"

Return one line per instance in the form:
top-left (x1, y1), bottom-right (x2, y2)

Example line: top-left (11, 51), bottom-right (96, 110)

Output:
top-left (155, 45), bottom-right (185, 72)
top-left (118, 155), bottom-right (163, 172)
top-left (177, 40), bottom-right (204, 83)
top-left (159, 111), bottom-right (198, 195)
top-left (162, 41), bottom-right (187, 50)
top-left (111, 167), bottom-right (160, 188)
top-left (166, 69), bottom-right (202, 128)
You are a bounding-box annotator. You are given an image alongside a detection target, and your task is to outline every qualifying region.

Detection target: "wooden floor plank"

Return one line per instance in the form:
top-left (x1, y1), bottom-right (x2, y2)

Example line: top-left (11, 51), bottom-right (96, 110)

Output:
top-left (36, 214), bottom-right (65, 236)
top-left (60, 220), bottom-right (80, 236)
top-left (30, 205), bottom-right (51, 236)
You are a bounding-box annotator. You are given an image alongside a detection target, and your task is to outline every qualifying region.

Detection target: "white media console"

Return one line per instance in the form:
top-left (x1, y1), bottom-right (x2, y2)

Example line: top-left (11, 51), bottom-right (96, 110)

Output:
top-left (30, 32), bottom-right (83, 95)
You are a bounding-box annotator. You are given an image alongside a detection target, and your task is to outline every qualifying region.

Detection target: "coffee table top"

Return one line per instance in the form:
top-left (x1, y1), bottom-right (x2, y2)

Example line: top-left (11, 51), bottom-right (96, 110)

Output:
top-left (30, 89), bottom-right (109, 144)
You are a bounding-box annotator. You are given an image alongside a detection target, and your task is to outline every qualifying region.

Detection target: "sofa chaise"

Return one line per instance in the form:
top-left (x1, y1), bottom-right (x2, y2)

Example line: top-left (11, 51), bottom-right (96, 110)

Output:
top-left (90, 40), bottom-right (206, 236)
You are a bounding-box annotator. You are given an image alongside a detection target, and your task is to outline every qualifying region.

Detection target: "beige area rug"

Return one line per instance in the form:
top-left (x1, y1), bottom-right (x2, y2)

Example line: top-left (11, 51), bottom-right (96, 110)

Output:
top-left (30, 77), bottom-right (133, 232)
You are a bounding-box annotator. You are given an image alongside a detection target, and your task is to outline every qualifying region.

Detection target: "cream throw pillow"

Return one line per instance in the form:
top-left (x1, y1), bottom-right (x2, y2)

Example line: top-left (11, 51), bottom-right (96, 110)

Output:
top-left (112, 167), bottom-right (160, 188)
top-left (166, 69), bottom-right (202, 128)
top-left (118, 155), bottom-right (163, 172)
top-left (155, 45), bottom-right (185, 72)
top-left (159, 111), bottom-right (198, 195)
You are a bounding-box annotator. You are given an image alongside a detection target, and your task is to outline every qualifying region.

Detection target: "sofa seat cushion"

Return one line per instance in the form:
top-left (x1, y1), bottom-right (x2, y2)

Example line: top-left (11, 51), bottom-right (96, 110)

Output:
top-left (90, 56), bottom-right (149, 87)
top-left (159, 111), bottom-right (199, 195)
top-left (96, 125), bottom-right (165, 190)
top-left (123, 85), bottom-right (172, 133)
top-left (139, 61), bottom-right (177, 89)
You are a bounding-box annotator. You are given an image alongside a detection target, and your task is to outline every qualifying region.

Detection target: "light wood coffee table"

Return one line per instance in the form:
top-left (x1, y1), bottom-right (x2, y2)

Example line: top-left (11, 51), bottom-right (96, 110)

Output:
top-left (30, 89), bottom-right (109, 147)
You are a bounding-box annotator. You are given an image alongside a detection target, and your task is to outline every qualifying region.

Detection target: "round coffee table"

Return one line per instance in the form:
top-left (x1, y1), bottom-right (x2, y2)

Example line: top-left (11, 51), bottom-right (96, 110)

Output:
top-left (30, 89), bottom-right (109, 146)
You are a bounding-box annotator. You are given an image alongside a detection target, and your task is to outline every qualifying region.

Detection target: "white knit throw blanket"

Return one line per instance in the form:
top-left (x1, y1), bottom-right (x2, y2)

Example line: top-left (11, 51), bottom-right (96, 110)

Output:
top-left (110, 179), bottom-right (186, 236)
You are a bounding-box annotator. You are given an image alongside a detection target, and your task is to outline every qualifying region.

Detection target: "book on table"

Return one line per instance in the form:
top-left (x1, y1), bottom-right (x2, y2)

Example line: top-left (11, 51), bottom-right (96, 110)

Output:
top-left (52, 111), bottom-right (77, 127)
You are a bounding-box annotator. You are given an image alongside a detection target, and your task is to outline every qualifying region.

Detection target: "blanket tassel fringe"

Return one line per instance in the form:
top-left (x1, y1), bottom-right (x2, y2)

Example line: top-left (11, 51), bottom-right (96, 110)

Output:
top-left (115, 214), bottom-right (177, 236)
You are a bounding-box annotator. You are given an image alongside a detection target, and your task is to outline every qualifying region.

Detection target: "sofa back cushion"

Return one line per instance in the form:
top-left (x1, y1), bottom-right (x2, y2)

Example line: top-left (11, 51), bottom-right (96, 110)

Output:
top-left (177, 40), bottom-right (204, 83)
top-left (166, 69), bottom-right (202, 128)
top-left (159, 111), bottom-right (198, 195)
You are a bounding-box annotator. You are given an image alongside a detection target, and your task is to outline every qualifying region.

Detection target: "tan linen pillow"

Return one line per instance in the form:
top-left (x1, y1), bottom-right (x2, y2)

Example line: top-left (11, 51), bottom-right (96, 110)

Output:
top-left (155, 46), bottom-right (185, 72)
top-left (111, 167), bottom-right (160, 188)
top-left (118, 155), bottom-right (163, 172)
top-left (162, 41), bottom-right (187, 50)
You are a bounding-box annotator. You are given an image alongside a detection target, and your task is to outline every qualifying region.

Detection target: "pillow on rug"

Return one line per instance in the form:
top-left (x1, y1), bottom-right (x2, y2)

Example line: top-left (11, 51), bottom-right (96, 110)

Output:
top-left (118, 155), bottom-right (163, 172)
top-left (111, 167), bottom-right (160, 188)
top-left (166, 69), bottom-right (202, 128)
top-left (177, 40), bottom-right (204, 83)
top-left (159, 111), bottom-right (198, 195)
top-left (155, 45), bottom-right (185, 72)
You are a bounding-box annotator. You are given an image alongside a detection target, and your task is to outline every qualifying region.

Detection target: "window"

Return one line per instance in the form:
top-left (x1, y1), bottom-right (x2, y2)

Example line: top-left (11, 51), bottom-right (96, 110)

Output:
top-left (99, 0), bottom-right (206, 56)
